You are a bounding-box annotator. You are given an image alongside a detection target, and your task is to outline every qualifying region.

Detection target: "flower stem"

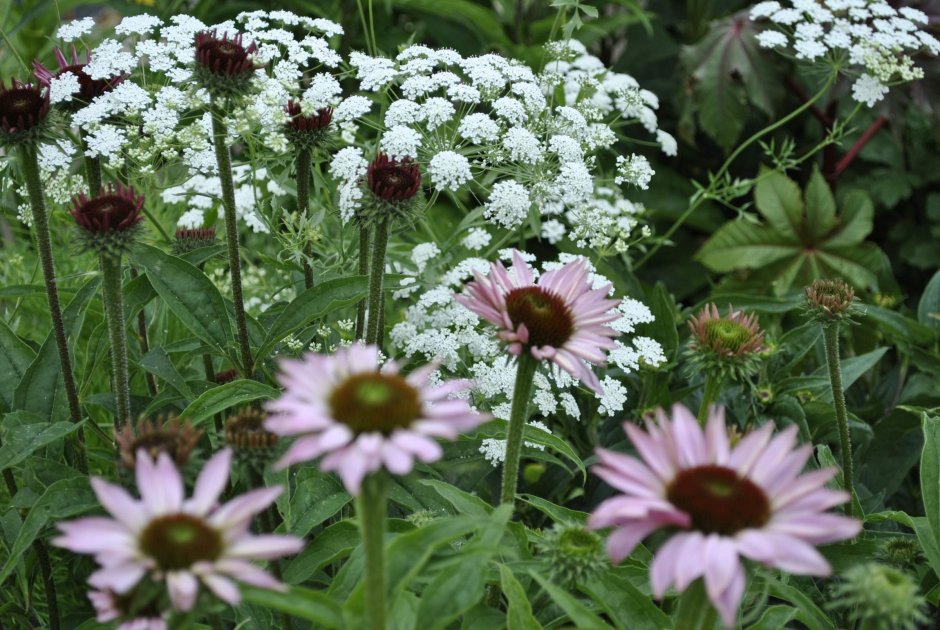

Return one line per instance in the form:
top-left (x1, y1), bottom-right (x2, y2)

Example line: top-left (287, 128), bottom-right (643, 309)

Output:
top-left (823, 323), bottom-right (855, 516)
top-left (673, 580), bottom-right (719, 630)
top-left (99, 253), bottom-right (131, 429)
top-left (79, 128), bottom-right (101, 194)
top-left (364, 220), bottom-right (389, 347)
top-left (697, 371), bottom-right (724, 425)
top-left (355, 225), bottom-right (370, 340)
top-left (500, 353), bottom-right (538, 505)
top-left (19, 144), bottom-right (87, 474)
top-left (296, 146), bottom-right (314, 290)
top-left (358, 473), bottom-right (387, 630)
top-left (210, 98), bottom-right (253, 378)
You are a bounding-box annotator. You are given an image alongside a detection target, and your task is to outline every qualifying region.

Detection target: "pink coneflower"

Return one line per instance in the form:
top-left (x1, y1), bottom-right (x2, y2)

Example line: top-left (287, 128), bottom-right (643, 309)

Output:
top-left (33, 45), bottom-right (125, 107)
top-left (265, 344), bottom-right (488, 494)
top-left (455, 250), bottom-right (620, 394)
top-left (53, 449), bottom-right (302, 612)
top-left (588, 404), bottom-right (861, 627)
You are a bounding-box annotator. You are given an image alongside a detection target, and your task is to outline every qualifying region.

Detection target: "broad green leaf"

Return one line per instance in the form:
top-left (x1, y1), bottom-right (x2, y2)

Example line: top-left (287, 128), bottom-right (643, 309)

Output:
top-left (860, 305), bottom-right (936, 345)
top-left (810, 347), bottom-right (888, 403)
top-left (178, 380), bottom-right (279, 426)
top-left (499, 564), bottom-right (542, 630)
top-left (581, 571), bottom-right (670, 630)
top-left (419, 478), bottom-right (493, 517)
top-left (387, 516), bottom-right (483, 598)
top-left (241, 585), bottom-right (344, 628)
top-left (519, 494), bottom-right (589, 524)
top-left (290, 471), bottom-right (352, 538)
top-left (920, 413), bottom-right (940, 564)
top-left (0, 412), bottom-right (84, 470)
top-left (257, 276), bottom-right (370, 359)
top-left (765, 580), bottom-right (836, 630)
top-left (414, 549), bottom-right (490, 630)
top-left (133, 244), bottom-right (234, 359)
top-left (755, 169), bottom-right (803, 238)
top-left (139, 346), bottom-right (194, 399)
top-left (815, 245), bottom-right (882, 290)
top-left (826, 190), bottom-right (873, 248)
top-left (638, 283), bottom-right (679, 362)
top-left (472, 420), bottom-right (585, 479)
top-left (530, 572), bottom-right (608, 629)
top-left (918, 269), bottom-right (940, 333)
top-left (0, 477), bottom-right (98, 582)
top-left (696, 220), bottom-right (798, 273)
top-left (394, 0), bottom-right (512, 47)
top-left (0, 318), bottom-right (35, 409)
top-left (745, 605), bottom-right (798, 630)
top-left (284, 520), bottom-right (360, 584)
top-left (912, 516), bottom-right (940, 579)
top-left (804, 166), bottom-right (836, 239)
top-left (13, 276), bottom-right (99, 421)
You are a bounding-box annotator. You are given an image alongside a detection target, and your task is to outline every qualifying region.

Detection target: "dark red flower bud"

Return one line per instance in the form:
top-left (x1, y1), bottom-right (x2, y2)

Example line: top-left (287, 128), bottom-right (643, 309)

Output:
top-left (284, 99), bottom-right (333, 133)
top-left (33, 46), bottom-right (125, 107)
top-left (194, 30), bottom-right (257, 76)
top-left (0, 79), bottom-right (50, 135)
top-left (367, 153), bottom-right (422, 203)
top-left (173, 227), bottom-right (217, 254)
top-left (70, 184), bottom-right (145, 235)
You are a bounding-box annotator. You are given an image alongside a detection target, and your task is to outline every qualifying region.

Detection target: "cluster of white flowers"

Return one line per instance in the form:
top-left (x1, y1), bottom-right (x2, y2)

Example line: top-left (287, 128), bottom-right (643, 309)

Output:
top-left (750, 0), bottom-right (938, 107)
top-left (389, 250), bottom-right (665, 466)
top-left (164, 165), bottom-right (281, 232)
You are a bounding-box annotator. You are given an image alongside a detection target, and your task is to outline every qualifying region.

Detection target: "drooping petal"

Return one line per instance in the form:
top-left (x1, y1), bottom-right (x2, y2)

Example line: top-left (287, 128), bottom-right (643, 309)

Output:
top-left (167, 571), bottom-right (200, 611)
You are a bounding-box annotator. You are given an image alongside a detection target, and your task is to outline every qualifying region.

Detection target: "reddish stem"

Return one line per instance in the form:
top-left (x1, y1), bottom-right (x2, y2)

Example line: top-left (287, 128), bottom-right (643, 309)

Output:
top-left (785, 75), bottom-right (831, 126)
top-left (833, 115), bottom-right (888, 178)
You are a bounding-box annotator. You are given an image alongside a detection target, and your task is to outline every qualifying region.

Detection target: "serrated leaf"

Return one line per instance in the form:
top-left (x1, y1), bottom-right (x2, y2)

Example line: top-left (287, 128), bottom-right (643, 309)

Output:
top-left (696, 220), bottom-right (798, 272)
top-left (755, 169), bottom-right (803, 238)
top-left (804, 166), bottom-right (836, 238)
top-left (178, 379), bottom-right (279, 426)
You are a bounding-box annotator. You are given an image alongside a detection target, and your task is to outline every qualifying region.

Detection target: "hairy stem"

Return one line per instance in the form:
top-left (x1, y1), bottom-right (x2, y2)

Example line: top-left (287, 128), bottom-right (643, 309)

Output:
top-left (364, 220), bottom-right (389, 347)
top-left (100, 253), bottom-right (131, 428)
top-left (823, 324), bottom-right (855, 516)
top-left (130, 268), bottom-right (157, 396)
top-left (202, 355), bottom-right (224, 434)
top-left (210, 98), bottom-right (253, 377)
top-left (697, 371), bottom-right (724, 425)
top-left (247, 466), bottom-right (293, 630)
top-left (19, 144), bottom-right (87, 473)
top-left (355, 225), bottom-right (370, 340)
top-left (358, 474), bottom-right (387, 630)
top-left (500, 353), bottom-right (538, 505)
top-left (296, 146), bottom-right (314, 290)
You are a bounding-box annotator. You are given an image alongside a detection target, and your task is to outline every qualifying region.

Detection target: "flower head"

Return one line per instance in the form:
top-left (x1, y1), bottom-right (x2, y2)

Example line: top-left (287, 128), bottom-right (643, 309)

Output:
top-left (804, 278), bottom-right (858, 324)
top-left (265, 344), bottom-right (488, 494)
top-left (193, 30), bottom-right (257, 98)
top-left (538, 523), bottom-right (608, 587)
top-left (0, 79), bottom-right (51, 145)
top-left (686, 303), bottom-right (765, 380)
top-left (368, 153), bottom-right (422, 202)
top-left (54, 449), bottom-right (302, 612)
top-left (284, 99), bottom-right (333, 148)
top-left (588, 404), bottom-right (861, 627)
top-left (70, 183), bottom-right (145, 255)
top-left (115, 416), bottom-right (202, 470)
top-left (455, 250), bottom-right (620, 394)
top-left (828, 563), bottom-right (927, 630)
top-left (33, 45), bottom-right (125, 110)
top-left (172, 227), bottom-right (217, 255)
top-left (225, 407), bottom-right (279, 464)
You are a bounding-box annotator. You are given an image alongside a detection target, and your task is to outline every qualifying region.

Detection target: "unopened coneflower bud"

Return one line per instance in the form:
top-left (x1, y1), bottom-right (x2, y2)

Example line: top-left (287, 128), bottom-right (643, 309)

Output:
top-left (879, 537), bottom-right (924, 572)
top-left (685, 303), bottom-right (765, 380)
top-left (214, 368), bottom-right (239, 384)
top-left (173, 227), bottom-right (217, 254)
top-left (69, 184), bottom-right (145, 256)
top-left (115, 415), bottom-right (202, 470)
top-left (538, 523), bottom-right (607, 587)
top-left (355, 153), bottom-right (423, 226)
top-left (33, 45), bottom-right (125, 111)
top-left (804, 278), bottom-right (857, 324)
top-left (828, 563), bottom-right (927, 630)
top-left (0, 79), bottom-right (52, 147)
top-left (284, 99), bottom-right (333, 148)
top-left (225, 408), bottom-right (278, 462)
top-left (192, 30), bottom-right (258, 98)
top-left (755, 386), bottom-right (774, 405)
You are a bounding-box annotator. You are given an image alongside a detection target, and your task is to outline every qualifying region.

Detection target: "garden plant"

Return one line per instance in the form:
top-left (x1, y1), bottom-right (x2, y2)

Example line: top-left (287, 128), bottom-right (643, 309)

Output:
top-left (0, 0), bottom-right (939, 628)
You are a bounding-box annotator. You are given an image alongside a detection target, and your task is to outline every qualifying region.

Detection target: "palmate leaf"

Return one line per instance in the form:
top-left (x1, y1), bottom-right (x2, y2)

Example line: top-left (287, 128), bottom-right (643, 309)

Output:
top-left (697, 168), bottom-right (886, 293)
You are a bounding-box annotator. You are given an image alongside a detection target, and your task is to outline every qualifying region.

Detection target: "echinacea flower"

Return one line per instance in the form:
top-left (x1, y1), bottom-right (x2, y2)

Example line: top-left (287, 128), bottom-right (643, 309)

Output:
top-left (115, 415), bottom-right (202, 470)
top-left (588, 405), bottom-right (861, 627)
top-left (172, 226), bottom-right (216, 254)
top-left (685, 303), bottom-right (765, 381)
top-left (70, 184), bottom-right (145, 255)
top-left (194, 30), bottom-right (257, 76)
top-left (455, 250), bottom-right (620, 394)
top-left (804, 278), bottom-right (857, 323)
top-left (33, 45), bottom-right (125, 109)
top-left (265, 344), bottom-right (488, 494)
top-left (367, 153), bottom-right (422, 203)
top-left (53, 449), bottom-right (302, 612)
top-left (0, 79), bottom-right (50, 143)
top-left (285, 99), bottom-right (333, 133)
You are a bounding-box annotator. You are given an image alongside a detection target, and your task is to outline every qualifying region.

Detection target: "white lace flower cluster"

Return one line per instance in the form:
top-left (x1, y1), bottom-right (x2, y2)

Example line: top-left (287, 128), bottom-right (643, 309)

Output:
top-left (750, 0), bottom-right (938, 107)
top-left (334, 41), bottom-right (668, 237)
top-left (164, 164), bottom-right (282, 233)
top-left (388, 249), bottom-right (666, 467)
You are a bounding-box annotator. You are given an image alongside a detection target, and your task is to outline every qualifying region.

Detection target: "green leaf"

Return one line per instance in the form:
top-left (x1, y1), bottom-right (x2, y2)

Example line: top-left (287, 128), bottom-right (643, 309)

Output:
top-left (178, 379), bottom-right (279, 426)
top-left (755, 169), bottom-right (803, 238)
top-left (804, 166), bottom-right (836, 239)
top-left (393, 0), bottom-right (511, 47)
top-left (284, 520), bottom-right (360, 584)
top-left (0, 477), bottom-right (98, 582)
top-left (696, 220), bottom-right (798, 273)
top-left (419, 478), bottom-right (493, 517)
top-left (387, 515), bottom-right (483, 599)
top-left (139, 346), bottom-right (194, 399)
top-left (745, 605), bottom-right (798, 630)
top-left (0, 318), bottom-right (35, 409)
top-left (860, 305), bottom-right (936, 345)
top-left (290, 471), bottom-right (352, 538)
top-left (472, 420), bottom-right (585, 479)
top-left (912, 516), bottom-right (940, 579)
top-left (918, 269), bottom-right (940, 333)
top-left (639, 283), bottom-right (679, 362)
top-left (810, 347), bottom-right (888, 402)
top-left (765, 579), bottom-right (836, 630)
top-left (133, 244), bottom-right (234, 359)
top-left (241, 585), bottom-right (344, 628)
top-left (581, 571), bottom-right (671, 630)
top-left (519, 494), bottom-right (589, 524)
top-left (0, 412), bottom-right (85, 471)
top-left (499, 564), bottom-right (542, 630)
top-left (920, 413), bottom-right (940, 567)
top-left (826, 190), bottom-right (873, 248)
top-left (257, 276), bottom-right (370, 359)
top-left (530, 571), bottom-right (608, 629)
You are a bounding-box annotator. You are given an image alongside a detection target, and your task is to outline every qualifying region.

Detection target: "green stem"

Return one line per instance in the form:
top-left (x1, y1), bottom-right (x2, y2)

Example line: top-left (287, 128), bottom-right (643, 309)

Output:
top-left (673, 580), bottom-right (719, 630)
top-left (500, 353), bottom-right (539, 505)
top-left (210, 98), bottom-right (254, 378)
top-left (358, 474), bottom-right (387, 630)
top-left (19, 144), bottom-right (87, 474)
top-left (635, 70), bottom-right (838, 270)
top-left (79, 128), bottom-right (101, 194)
top-left (823, 324), bottom-right (855, 516)
top-left (296, 147), bottom-right (314, 290)
top-left (100, 253), bottom-right (131, 428)
top-left (355, 225), bottom-right (370, 340)
top-left (364, 220), bottom-right (389, 347)
top-left (697, 371), bottom-right (724, 425)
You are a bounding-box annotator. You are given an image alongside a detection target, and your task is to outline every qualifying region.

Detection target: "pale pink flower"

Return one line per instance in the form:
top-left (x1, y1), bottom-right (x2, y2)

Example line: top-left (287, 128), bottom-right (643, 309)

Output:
top-left (54, 449), bottom-right (302, 612)
top-left (265, 344), bottom-right (488, 494)
top-left (455, 250), bottom-right (619, 394)
top-left (88, 590), bottom-right (166, 630)
top-left (588, 405), bottom-right (861, 627)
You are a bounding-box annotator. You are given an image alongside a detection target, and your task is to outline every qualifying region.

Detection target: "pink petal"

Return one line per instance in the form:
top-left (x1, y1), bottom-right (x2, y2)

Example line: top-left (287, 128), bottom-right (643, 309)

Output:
top-left (650, 533), bottom-right (692, 597)
top-left (673, 532), bottom-right (707, 591)
top-left (167, 571), bottom-right (199, 611)
top-left (227, 534), bottom-right (304, 560)
top-left (210, 486), bottom-right (282, 530)
top-left (703, 535), bottom-right (739, 604)
top-left (188, 449), bottom-right (232, 516)
top-left (136, 450), bottom-right (184, 515)
top-left (215, 559), bottom-right (284, 590)
top-left (90, 478), bottom-right (147, 531)
top-left (712, 561), bottom-right (745, 628)
top-left (202, 573), bottom-right (241, 605)
top-left (54, 517), bottom-right (134, 554)
top-left (88, 561), bottom-right (147, 593)
top-left (604, 520), bottom-right (660, 563)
